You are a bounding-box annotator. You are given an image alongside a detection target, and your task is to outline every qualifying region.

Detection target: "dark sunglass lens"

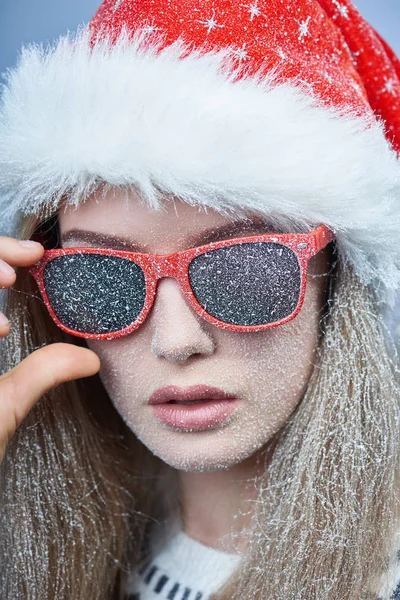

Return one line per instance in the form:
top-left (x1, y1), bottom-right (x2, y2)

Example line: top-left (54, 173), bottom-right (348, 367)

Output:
top-left (43, 254), bottom-right (146, 334)
top-left (188, 242), bottom-right (301, 326)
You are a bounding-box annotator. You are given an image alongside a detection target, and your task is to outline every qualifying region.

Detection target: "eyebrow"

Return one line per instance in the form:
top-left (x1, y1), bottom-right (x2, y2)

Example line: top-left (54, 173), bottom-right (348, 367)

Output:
top-left (61, 218), bottom-right (280, 252)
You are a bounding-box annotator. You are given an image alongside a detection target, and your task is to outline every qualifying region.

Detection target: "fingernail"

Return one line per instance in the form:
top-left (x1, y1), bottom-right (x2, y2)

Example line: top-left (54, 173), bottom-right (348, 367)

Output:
top-left (0, 259), bottom-right (15, 277)
top-left (18, 240), bottom-right (42, 249)
top-left (0, 313), bottom-right (9, 327)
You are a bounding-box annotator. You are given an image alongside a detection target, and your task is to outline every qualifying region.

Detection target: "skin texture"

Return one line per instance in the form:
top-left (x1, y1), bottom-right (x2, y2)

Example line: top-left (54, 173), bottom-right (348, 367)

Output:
top-left (59, 188), bottom-right (331, 551)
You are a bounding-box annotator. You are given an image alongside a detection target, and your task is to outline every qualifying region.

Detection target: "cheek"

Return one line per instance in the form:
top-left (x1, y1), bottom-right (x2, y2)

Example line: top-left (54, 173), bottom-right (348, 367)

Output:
top-left (227, 294), bottom-right (320, 430)
top-left (226, 276), bottom-right (324, 452)
top-left (87, 336), bottom-right (146, 406)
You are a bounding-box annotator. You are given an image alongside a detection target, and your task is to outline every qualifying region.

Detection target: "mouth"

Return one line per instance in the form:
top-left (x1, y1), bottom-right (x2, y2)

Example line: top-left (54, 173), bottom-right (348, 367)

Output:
top-left (148, 384), bottom-right (239, 430)
top-left (168, 399), bottom-right (211, 405)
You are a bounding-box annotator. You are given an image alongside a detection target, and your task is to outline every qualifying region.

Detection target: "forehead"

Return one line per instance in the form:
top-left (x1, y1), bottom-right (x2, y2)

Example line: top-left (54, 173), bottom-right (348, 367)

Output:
top-left (60, 189), bottom-right (231, 230)
top-left (58, 188), bottom-right (277, 252)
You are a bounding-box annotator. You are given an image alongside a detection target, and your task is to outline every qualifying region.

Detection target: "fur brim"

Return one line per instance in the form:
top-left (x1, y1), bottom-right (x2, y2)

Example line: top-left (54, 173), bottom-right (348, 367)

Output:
top-left (1, 28), bottom-right (400, 301)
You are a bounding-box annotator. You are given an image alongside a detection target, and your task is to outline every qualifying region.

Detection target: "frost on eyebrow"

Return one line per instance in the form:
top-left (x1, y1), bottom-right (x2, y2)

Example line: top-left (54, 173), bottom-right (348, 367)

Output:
top-left (59, 217), bottom-right (282, 252)
top-left (188, 215), bottom-right (286, 241)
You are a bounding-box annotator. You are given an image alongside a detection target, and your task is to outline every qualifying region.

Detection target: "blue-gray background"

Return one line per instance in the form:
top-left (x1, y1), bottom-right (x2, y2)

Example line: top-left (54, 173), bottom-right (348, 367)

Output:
top-left (0, 1), bottom-right (399, 74)
top-left (0, 1), bottom-right (400, 345)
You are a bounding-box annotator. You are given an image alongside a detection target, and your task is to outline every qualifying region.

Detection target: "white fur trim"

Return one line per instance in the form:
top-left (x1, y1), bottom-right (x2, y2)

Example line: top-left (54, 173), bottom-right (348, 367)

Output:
top-left (1, 28), bottom-right (400, 301)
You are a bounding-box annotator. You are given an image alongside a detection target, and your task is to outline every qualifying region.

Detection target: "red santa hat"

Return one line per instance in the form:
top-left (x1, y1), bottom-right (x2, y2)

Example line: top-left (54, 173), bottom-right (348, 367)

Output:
top-left (0, 0), bottom-right (400, 301)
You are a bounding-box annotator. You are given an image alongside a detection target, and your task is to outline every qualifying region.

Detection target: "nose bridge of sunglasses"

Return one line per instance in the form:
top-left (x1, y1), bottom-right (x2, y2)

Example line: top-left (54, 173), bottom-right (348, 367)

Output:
top-left (151, 253), bottom-right (182, 279)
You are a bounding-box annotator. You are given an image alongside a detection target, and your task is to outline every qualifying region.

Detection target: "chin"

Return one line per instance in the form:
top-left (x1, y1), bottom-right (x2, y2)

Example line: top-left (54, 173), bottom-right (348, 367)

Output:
top-left (134, 427), bottom-right (268, 472)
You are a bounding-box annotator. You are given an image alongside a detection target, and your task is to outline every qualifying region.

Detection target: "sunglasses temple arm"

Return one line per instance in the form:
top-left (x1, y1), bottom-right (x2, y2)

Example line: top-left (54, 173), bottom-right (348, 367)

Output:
top-left (311, 224), bottom-right (336, 255)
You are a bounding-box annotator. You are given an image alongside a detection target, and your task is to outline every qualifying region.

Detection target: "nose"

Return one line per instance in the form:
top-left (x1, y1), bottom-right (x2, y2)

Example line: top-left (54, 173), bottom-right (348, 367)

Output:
top-left (149, 277), bottom-right (216, 362)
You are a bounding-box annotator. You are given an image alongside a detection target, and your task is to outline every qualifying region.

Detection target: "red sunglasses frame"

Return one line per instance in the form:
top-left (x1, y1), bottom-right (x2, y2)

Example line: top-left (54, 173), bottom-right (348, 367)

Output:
top-left (27, 224), bottom-right (335, 340)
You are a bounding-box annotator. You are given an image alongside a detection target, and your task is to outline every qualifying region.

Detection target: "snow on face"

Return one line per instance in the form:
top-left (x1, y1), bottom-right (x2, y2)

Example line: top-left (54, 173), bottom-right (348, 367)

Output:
top-left (58, 188), bottom-right (330, 471)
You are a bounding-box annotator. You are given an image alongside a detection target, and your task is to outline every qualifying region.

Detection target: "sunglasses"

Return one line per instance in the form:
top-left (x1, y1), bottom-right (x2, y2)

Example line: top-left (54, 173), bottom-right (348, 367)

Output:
top-left (27, 224), bottom-right (335, 340)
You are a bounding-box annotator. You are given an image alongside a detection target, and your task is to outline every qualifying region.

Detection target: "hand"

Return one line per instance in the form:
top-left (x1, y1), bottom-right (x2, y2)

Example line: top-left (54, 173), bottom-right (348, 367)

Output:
top-left (0, 237), bottom-right (100, 463)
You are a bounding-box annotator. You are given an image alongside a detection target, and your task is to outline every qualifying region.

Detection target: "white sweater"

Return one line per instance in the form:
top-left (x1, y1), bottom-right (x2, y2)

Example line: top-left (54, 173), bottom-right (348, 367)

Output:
top-left (125, 528), bottom-right (242, 599)
top-left (124, 528), bottom-right (400, 600)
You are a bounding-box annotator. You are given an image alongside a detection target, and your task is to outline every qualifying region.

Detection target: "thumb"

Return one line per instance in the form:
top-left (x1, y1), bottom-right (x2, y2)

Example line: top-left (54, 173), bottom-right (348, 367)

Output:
top-left (0, 343), bottom-right (100, 456)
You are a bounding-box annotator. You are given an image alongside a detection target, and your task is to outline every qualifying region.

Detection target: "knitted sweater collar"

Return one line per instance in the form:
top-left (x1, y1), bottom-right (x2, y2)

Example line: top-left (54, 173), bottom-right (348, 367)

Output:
top-left (125, 527), bottom-right (242, 599)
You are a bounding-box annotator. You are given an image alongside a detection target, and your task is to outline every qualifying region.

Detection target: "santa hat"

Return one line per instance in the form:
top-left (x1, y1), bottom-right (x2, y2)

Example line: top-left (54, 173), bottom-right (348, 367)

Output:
top-left (0, 0), bottom-right (400, 302)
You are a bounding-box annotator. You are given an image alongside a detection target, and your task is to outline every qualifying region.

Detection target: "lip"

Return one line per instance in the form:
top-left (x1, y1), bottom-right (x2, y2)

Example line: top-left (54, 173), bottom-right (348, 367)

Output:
top-left (148, 385), bottom-right (239, 430)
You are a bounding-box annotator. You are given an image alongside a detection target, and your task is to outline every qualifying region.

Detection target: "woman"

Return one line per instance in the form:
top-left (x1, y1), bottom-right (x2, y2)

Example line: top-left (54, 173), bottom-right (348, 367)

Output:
top-left (0, 0), bottom-right (400, 599)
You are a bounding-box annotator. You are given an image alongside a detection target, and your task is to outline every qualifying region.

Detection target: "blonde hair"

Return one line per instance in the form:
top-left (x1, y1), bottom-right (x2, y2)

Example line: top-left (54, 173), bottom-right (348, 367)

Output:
top-left (1, 214), bottom-right (399, 600)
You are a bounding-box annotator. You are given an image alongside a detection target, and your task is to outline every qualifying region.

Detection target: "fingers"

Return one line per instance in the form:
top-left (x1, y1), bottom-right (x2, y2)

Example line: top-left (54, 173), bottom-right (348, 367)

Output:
top-left (0, 312), bottom-right (10, 336)
top-left (0, 236), bottom-right (44, 289)
top-left (0, 236), bottom-right (44, 267)
top-left (0, 236), bottom-right (44, 271)
top-left (0, 236), bottom-right (44, 336)
top-left (0, 343), bottom-right (101, 447)
top-left (0, 240), bottom-right (100, 461)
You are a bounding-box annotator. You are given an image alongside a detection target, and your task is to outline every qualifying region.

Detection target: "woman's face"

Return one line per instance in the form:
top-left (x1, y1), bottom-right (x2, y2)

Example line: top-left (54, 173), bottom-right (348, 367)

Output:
top-left (59, 189), bottom-right (330, 471)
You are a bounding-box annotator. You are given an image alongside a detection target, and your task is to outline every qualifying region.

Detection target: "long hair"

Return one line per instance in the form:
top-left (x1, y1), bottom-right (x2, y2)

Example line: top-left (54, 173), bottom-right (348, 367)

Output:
top-left (215, 254), bottom-right (400, 599)
top-left (0, 213), bottom-right (399, 600)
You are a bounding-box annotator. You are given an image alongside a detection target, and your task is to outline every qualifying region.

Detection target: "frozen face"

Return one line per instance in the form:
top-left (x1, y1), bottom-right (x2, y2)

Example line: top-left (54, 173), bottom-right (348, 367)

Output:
top-left (58, 189), bottom-right (331, 471)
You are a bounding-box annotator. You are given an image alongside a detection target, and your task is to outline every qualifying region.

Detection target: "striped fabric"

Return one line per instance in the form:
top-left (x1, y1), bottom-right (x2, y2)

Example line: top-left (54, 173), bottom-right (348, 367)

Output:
top-left (124, 529), bottom-right (241, 600)
top-left (126, 565), bottom-right (400, 600)
top-left (127, 558), bottom-right (205, 600)
top-left (124, 530), bottom-right (400, 600)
